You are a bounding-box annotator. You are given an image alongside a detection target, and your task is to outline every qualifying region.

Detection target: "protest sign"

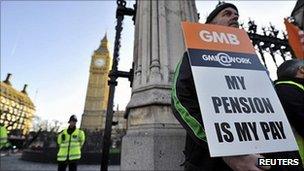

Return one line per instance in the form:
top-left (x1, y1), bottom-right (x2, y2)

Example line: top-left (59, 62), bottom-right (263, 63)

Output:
top-left (181, 22), bottom-right (298, 157)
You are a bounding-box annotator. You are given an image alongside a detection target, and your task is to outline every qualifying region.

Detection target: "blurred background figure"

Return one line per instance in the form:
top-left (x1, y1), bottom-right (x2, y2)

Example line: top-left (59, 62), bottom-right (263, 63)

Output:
top-left (0, 123), bottom-right (11, 156)
top-left (274, 59), bottom-right (304, 165)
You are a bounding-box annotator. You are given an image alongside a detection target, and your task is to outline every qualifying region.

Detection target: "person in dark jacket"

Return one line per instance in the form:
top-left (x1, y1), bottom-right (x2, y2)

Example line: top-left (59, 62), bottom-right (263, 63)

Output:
top-left (274, 59), bottom-right (304, 165)
top-left (171, 2), bottom-right (303, 171)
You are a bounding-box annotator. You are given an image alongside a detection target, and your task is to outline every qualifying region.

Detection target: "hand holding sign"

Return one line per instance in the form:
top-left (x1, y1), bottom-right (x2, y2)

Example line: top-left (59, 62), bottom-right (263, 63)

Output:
top-left (223, 154), bottom-right (271, 171)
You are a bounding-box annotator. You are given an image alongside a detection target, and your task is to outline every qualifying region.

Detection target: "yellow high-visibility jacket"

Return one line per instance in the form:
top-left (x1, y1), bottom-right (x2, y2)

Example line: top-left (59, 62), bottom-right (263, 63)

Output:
top-left (0, 126), bottom-right (8, 149)
top-left (57, 128), bottom-right (85, 161)
top-left (275, 80), bottom-right (304, 166)
top-left (294, 131), bottom-right (304, 166)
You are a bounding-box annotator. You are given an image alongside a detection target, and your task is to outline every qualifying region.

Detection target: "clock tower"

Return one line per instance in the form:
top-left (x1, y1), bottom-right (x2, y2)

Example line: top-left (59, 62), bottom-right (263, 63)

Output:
top-left (80, 34), bottom-right (111, 130)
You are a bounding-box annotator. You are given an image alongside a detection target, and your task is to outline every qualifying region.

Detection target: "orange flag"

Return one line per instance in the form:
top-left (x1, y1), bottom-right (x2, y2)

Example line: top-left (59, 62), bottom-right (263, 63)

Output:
top-left (284, 18), bottom-right (304, 59)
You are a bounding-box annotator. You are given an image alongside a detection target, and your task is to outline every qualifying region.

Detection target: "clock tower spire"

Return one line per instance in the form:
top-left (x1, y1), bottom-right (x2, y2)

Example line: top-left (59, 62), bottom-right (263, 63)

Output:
top-left (81, 33), bottom-right (111, 130)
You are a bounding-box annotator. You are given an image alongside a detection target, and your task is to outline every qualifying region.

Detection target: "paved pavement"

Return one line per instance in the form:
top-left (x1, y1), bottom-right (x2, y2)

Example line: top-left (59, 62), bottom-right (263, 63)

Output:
top-left (0, 153), bottom-right (120, 171)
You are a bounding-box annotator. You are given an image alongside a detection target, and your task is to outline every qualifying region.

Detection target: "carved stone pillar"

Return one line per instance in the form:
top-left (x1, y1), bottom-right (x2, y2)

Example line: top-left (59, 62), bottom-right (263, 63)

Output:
top-left (121, 1), bottom-right (198, 170)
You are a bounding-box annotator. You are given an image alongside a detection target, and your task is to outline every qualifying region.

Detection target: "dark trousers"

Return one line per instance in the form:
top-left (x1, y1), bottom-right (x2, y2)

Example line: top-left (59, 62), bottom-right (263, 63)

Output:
top-left (58, 160), bottom-right (78, 171)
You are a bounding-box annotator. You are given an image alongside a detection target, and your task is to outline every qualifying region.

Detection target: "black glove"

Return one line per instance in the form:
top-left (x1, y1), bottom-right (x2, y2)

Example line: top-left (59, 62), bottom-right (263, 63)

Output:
top-left (61, 134), bottom-right (65, 141)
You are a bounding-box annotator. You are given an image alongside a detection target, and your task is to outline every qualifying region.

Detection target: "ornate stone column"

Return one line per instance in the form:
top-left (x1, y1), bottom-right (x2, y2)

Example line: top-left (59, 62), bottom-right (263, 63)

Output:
top-left (121, 0), bottom-right (198, 170)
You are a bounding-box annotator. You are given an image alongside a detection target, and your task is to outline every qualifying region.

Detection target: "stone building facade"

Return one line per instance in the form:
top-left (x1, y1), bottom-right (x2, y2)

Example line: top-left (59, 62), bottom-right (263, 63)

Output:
top-left (0, 74), bottom-right (35, 134)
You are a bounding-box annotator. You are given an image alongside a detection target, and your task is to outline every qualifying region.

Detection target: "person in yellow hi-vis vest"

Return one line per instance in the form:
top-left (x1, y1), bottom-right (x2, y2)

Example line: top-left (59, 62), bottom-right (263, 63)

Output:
top-left (275, 59), bottom-right (304, 167)
top-left (57, 115), bottom-right (85, 171)
top-left (0, 124), bottom-right (8, 150)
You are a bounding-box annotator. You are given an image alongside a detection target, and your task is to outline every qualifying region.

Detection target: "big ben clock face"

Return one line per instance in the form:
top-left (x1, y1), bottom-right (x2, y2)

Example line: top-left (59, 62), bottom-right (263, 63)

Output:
top-left (95, 59), bottom-right (105, 67)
